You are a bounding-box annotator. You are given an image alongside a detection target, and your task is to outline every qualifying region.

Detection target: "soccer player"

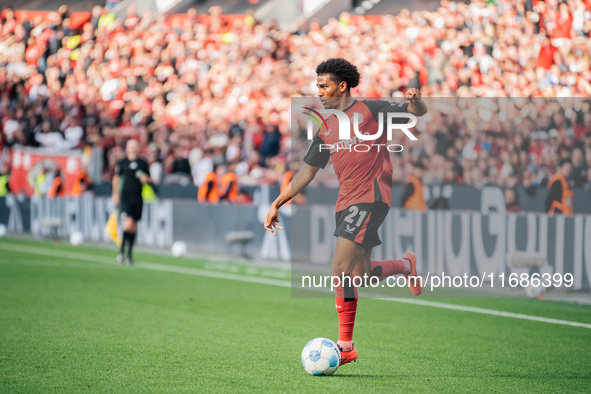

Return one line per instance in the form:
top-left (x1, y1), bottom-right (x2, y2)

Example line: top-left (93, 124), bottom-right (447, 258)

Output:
top-left (112, 140), bottom-right (153, 264)
top-left (264, 58), bottom-right (427, 365)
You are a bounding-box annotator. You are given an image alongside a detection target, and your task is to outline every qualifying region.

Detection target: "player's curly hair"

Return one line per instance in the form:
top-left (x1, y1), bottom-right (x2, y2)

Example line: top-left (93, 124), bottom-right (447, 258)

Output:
top-left (316, 58), bottom-right (360, 91)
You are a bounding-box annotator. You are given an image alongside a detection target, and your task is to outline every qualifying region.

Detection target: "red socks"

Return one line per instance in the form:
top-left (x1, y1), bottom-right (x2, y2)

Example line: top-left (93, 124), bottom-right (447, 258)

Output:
top-left (335, 275), bottom-right (358, 346)
top-left (370, 259), bottom-right (407, 281)
top-left (335, 260), bottom-right (410, 350)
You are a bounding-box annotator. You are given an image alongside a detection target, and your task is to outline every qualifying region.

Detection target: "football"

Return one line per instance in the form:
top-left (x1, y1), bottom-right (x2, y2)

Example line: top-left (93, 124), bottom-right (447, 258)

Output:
top-left (301, 337), bottom-right (341, 376)
top-left (524, 283), bottom-right (545, 299)
top-left (69, 231), bottom-right (84, 247)
top-left (171, 241), bottom-right (188, 257)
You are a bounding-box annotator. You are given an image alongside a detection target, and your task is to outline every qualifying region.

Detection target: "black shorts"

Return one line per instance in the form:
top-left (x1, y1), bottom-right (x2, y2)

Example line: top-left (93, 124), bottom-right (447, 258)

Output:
top-left (120, 199), bottom-right (143, 221)
top-left (334, 202), bottom-right (390, 249)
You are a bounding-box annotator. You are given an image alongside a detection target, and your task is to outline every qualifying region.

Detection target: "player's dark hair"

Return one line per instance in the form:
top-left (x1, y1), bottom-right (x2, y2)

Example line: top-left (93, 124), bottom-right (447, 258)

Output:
top-left (560, 158), bottom-right (572, 167)
top-left (316, 58), bottom-right (360, 90)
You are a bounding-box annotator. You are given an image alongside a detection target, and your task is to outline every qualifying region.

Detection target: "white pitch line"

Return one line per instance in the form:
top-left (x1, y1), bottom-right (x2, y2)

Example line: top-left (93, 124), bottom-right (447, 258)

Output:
top-left (378, 297), bottom-right (591, 329)
top-left (0, 259), bottom-right (119, 270)
top-left (1, 242), bottom-right (591, 330)
top-left (0, 243), bottom-right (291, 287)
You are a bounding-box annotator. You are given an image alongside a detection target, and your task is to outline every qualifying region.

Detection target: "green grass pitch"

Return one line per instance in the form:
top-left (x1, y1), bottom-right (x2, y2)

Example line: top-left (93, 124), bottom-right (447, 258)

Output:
top-left (1, 237), bottom-right (590, 392)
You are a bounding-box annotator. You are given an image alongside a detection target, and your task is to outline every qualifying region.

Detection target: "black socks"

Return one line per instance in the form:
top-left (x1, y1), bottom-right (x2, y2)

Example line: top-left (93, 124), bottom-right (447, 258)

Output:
top-left (122, 231), bottom-right (136, 258)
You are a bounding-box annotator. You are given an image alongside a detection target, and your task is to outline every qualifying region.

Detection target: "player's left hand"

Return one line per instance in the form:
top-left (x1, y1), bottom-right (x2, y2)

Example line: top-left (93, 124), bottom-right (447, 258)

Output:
top-left (140, 174), bottom-right (149, 184)
top-left (406, 88), bottom-right (422, 102)
top-left (264, 204), bottom-right (284, 236)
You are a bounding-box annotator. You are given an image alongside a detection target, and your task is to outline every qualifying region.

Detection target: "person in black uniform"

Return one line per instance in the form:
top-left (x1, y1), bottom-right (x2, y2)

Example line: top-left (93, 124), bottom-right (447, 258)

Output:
top-left (112, 140), bottom-right (153, 264)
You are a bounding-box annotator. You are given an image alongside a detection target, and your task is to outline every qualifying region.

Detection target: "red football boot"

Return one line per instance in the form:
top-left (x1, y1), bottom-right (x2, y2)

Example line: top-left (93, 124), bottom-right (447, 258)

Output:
top-left (403, 251), bottom-right (422, 296)
top-left (338, 344), bottom-right (358, 365)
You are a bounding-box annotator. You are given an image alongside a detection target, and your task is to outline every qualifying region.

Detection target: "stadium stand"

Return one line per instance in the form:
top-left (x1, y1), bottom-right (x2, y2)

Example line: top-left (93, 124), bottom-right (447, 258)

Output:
top-left (0, 0), bottom-right (590, 195)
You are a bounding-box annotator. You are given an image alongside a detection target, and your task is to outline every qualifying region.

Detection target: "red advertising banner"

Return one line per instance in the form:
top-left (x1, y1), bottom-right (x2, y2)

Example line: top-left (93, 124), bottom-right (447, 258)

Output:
top-left (9, 147), bottom-right (84, 196)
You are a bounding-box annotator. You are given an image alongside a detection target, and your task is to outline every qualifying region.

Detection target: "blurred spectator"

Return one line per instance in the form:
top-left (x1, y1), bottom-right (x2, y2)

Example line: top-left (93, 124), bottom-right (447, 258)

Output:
top-left (546, 158), bottom-right (573, 216)
top-left (571, 147), bottom-right (587, 187)
top-left (2, 112), bottom-right (20, 145)
top-left (194, 151), bottom-right (214, 187)
top-left (71, 165), bottom-right (92, 197)
top-left (219, 164), bottom-right (239, 202)
top-left (234, 188), bottom-right (253, 205)
top-left (147, 148), bottom-right (163, 184)
top-left (259, 124), bottom-right (281, 165)
top-left (36, 121), bottom-right (66, 150)
top-left (0, 0), bottom-right (589, 194)
top-left (62, 115), bottom-right (84, 149)
top-left (401, 162), bottom-right (427, 211)
top-left (34, 166), bottom-right (48, 196)
top-left (504, 187), bottom-right (522, 213)
top-left (0, 164), bottom-right (10, 196)
top-left (47, 168), bottom-right (65, 198)
top-left (170, 148), bottom-right (193, 179)
top-left (198, 164), bottom-right (219, 203)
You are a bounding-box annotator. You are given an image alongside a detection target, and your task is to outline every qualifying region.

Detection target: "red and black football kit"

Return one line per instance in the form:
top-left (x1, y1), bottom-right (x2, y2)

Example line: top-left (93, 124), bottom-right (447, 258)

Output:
top-left (303, 100), bottom-right (409, 248)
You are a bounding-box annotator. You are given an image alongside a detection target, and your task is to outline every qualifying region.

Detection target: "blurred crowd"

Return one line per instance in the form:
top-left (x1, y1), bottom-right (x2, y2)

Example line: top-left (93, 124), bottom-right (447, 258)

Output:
top-left (0, 0), bottom-right (590, 195)
top-left (394, 98), bottom-right (591, 190)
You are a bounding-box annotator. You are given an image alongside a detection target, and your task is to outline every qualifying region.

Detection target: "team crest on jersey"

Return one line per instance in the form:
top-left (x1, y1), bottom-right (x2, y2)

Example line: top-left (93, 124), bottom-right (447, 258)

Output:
top-left (351, 113), bottom-right (363, 124)
top-left (130, 161), bottom-right (137, 170)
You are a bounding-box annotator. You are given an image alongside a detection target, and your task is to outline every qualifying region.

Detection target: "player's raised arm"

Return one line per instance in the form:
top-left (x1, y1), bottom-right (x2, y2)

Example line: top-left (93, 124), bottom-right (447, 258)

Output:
top-left (405, 88), bottom-right (428, 116)
top-left (264, 163), bottom-right (320, 235)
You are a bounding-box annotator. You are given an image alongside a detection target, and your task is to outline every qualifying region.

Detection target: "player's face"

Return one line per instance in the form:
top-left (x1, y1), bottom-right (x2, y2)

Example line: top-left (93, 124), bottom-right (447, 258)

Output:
top-left (126, 140), bottom-right (139, 159)
top-left (317, 74), bottom-right (347, 109)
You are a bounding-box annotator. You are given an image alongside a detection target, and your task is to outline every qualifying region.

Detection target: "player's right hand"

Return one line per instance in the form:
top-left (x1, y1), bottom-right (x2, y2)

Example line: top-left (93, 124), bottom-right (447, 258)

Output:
top-left (112, 195), bottom-right (119, 207)
top-left (264, 204), bottom-right (284, 236)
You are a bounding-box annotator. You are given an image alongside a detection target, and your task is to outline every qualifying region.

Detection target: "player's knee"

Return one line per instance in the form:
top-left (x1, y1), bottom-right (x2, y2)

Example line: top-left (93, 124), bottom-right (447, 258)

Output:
top-left (123, 218), bottom-right (136, 232)
top-left (331, 259), bottom-right (350, 276)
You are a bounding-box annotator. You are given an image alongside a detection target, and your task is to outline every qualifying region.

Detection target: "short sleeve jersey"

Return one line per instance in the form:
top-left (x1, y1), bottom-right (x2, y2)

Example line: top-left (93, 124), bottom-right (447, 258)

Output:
top-left (303, 100), bottom-right (409, 212)
top-left (115, 157), bottom-right (150, 201)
